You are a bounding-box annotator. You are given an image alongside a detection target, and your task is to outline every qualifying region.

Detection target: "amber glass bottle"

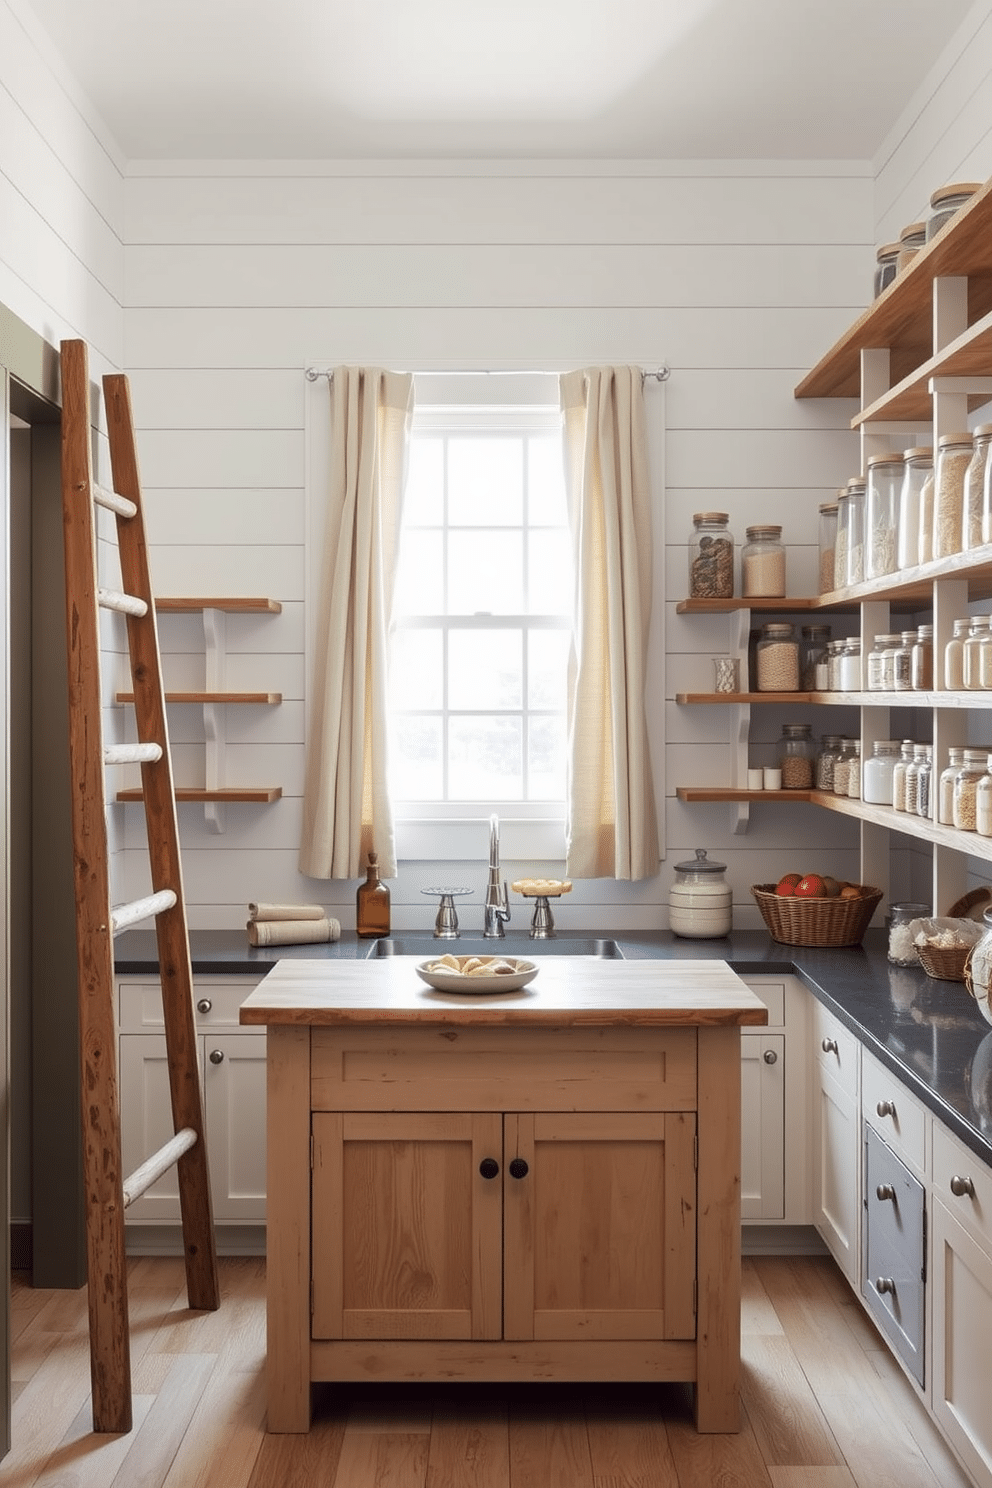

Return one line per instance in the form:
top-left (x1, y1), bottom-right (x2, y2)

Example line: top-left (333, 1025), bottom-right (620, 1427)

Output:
top-left (356, 851), bottom-right (390, 938)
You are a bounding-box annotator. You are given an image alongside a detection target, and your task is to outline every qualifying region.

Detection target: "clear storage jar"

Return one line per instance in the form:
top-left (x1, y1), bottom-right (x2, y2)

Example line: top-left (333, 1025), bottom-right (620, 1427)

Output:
top-left (934, 432), bottom-right (974, 559)
top-left (833, 490), bottom-right (851, 589)
top-left (844, 479), bottom-right (866, 585)
top-left (938, 746), bottom-right (966, 825)
top-left (887, 902), bottom-right (931, 965)
top-left (863, 739), bottom-right (901, 804)
top-left (837, 637), bottom-right (862, 692)
top-left (816, 735), bottom-right (843, 791)
top-left (867, 633), bottom-right (898, 691)
top-left (741, 524), bottom-right (786, 597)
top-left (865, 453), bottom-right (903, 578)
top-left (874, 242), bottom-right (900, 297)
top-left (963, 424), bottom-right (992, 550)
top-left (756, 622), bottom-right (799, 691)
top-left (944, 617), bottom-right (969, 690)
top-left (818, 502), bottom-right (838, 595)
top-left (778, 723), bottom-right (815, 789)
top-left (953, 748), bottom-right (987, 831)
top-left (978, 757), bottom-right (992, 837)
top-left (800, 624), bottom-right (831, 690)
top-left (918, 466), bottom-right (936, 564)
top-left (898, 447), bottom-right (932, 570)
top-left (669, 849), bottom-right (732, 939)
top-left (916, 745), bottom-right (932, 818)
top-left (911, 624), bottom-right (933, 690)
top-left (847, 740), bottom-right (862, 798)
top-left (926, 181), bottom-right (982, 240)
top-left (689, 512), bottom-right (734, 599)
top-left (964, 614), bottom-right (991, 689)
top-left (896, 220), bottom-right (926, 272)
top-left (832, 739), bottom-right (855, 796)
top-left (892, 739), bottom-right (915, 811)
top-left (826, 639), bottom-right (845, 691)
top-left (892, 631), bottom-right (916, 691)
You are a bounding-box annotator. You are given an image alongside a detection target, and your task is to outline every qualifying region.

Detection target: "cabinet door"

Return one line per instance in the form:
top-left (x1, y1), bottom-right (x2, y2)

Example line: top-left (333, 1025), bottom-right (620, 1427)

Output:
top-left (931, 1197), bottom-right (992, 1486)
top-left (862, 1125), bottom-right (925, 1386)
top-left (119, 1034), bottom-right (203, 1221)
top-left (741, 1033), bottom-right (785, 1220)
top-left (813, 1062), bottom-right (860, 1283)
top-left (311, 1111), bottom-right (503, 1342)
top-left (203, 1031), bottom-right (266, 1221)
top-left (503, 1111), bottom-right (696, 1343)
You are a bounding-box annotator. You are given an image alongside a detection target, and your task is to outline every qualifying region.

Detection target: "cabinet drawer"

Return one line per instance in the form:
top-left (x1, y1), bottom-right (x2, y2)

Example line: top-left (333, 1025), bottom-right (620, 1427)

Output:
top-left (742, 979), bottom-right (785, 1026)
top-left (117, 978), bottom-right (258, 1033)
top-left (812, 1002), bottom-right (859, 1101)
top-left (861, 1049), bottom-right (927, 1177)
top-left (311, 1026), bottom-right (697, 1112)
top-left (933, 1123), bottom-right (992, 1251)
top-left (862, 1124), bottom-right (925, 1386)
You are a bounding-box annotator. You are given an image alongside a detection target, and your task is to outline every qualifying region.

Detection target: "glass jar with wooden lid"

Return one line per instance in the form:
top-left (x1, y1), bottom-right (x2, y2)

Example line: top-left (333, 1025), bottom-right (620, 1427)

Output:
top-left (688, 512), bottom-right (734, 599)
top-left (926, 181), bottom-right (982, 241)
top-left (896, 221), bottom-right (927, 272)
top-left (865, 452), bottom-right (903, 578)
top-left (964, 423), bottom-right (992, 548)
top-left (933, 432), bottom-right (974, 560)
top-left (897, 446), bottom-right (932, 570)
top-left (873, 242), bottom-right (900, 298)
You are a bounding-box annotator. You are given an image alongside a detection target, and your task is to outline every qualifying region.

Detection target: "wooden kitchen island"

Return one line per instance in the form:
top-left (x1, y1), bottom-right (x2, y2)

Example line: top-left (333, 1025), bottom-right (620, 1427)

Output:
top-left (239, 956), bottom-right (767, 1434)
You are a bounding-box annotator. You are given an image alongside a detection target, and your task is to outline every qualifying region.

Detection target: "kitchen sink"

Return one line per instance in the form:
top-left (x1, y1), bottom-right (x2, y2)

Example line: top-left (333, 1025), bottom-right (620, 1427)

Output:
top-left (367, 936), bottom-right (623, 959)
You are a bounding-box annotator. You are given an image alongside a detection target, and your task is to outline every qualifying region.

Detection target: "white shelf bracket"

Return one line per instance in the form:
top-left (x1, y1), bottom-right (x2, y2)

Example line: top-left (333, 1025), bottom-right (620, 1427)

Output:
top-left (730, 609), bottom-right (751, 834)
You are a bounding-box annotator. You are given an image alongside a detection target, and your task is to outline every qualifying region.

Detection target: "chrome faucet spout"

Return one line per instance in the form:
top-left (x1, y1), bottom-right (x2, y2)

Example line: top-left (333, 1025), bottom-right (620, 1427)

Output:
top-left (483, 813), bottom-right (510, 938)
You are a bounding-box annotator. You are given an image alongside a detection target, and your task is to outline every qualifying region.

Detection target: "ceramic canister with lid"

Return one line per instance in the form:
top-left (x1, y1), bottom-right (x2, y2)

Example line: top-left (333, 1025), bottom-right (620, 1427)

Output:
top-left (669, 849), bottom-right (732, 939)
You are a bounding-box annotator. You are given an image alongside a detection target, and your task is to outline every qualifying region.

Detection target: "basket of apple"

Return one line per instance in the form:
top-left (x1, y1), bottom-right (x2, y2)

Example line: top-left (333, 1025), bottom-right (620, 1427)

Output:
top-left (751, 873), bottom-right (883, 946)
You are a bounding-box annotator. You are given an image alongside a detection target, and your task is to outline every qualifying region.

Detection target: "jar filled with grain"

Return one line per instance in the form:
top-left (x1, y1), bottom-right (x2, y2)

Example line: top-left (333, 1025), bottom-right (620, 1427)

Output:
top-left (815, 735), bottom-right (843, 791)
top-left (778, 723), bottom-right (815, 789)
top-left (833, 490), bottom-right (850, 589)
top-left (977, 756), bottom-right (992, 837)
top-left (944, 616), bottom-right (969, 689)
top-left (826, 638), bottom-right (846, 690)
top-left (844, 479), bottom-right (867, 585)
top-left (867, 633), bottom-right (896, 691)
top-left (918, 466), bottom-right (936, 564)
top-left (865, 452), bottom-right (903, 578)
top-left (953, 749), bottom-right (987, 831)
top-left (837, 636), bottom-right (862, 692)
top-left (741, 525), bottom-right (786, 597)
top-left (964, 424), bottom-right (992, 549)
top-left (933, 432), bottom-right (974, 560)
top-left (926, 181), bottom-right (982, 240)
top-left (893, 631), bottom-right (916, 691)
top-left (905, 745), bottom-right (925, 815)
top-left (896, 221), bottom-right (927, 272)
top-left (916, 745), bottom-right (932, 818)
top-left (832, 739), bottom-right (855, 796)
top-left (818, 502), bottom-right (838, 595)
top-left (938, 746), bottom-right (966, 825)
top-left (911, 624), bottom-right (933, 690)
top-left (964, 613), bottom-right (991, 689)
top-left (847, 740), bottom-right (862, 799)
top-left (800, 624), bottom-right (831, 690)
top-left (898, 447), bottom-right (932, 570)
top-left (756, 622), bottom-right (799, 691)
top-left (689, 512), bottom-right (734, 599)
top-left (863, 740), bottom-right (901, 804)
top-left (892, 739), bottom-right (915, 811)
top-left (874, 242), bottom-right (900, 297)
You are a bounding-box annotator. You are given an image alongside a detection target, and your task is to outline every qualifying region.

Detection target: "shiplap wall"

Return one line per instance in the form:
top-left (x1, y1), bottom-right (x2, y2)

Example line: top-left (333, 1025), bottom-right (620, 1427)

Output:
top-left (120, 160), bottom-right (870, 930)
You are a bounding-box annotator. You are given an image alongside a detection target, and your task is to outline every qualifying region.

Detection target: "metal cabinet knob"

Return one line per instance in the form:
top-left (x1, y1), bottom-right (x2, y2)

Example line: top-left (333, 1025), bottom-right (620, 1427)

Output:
top-left (821, 1038), bottom-right (838, 1055)
top-left (479, 1158), bottom-right (499, 1180)
top-left (197, 998), bottom-right (212, 1014)
top-left (763, 1049), bottom-right (778, 1065)
top-left (876, 1183), bottom-right (897, 1202)
top-left (876, 1099), bottom-right (896, 1118)
top-left (875, 1277), bottom-right (896, 1296)
top-left (950, 1174), bottom-right (976, 1198)
top-left (208, 1049), bottom-right (224, 1065)
top-left (508, 1158), bottom-right (529, 1180)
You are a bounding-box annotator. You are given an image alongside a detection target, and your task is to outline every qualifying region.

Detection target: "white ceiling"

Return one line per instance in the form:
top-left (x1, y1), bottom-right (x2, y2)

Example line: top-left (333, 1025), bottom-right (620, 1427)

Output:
top-left (21, 0), bottom-right (978, 160)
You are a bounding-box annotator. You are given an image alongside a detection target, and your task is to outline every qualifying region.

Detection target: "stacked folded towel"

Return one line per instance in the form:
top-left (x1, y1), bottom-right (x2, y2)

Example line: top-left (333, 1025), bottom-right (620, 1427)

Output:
top-left (246, 902), bottom-right (341, 947)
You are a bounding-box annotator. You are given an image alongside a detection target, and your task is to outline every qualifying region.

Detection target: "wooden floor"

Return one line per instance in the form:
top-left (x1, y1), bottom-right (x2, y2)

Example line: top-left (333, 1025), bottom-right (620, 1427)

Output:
top-left (5, 1254), bottom-right (974, 1488)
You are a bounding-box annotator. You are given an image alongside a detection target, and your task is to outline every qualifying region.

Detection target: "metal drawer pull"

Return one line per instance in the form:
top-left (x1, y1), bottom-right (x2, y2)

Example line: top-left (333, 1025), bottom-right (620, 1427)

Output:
top-left (508, 1158), bottom-right (529, 1179)
top-left (876, 1183), bottom-right (897, 1202)
top-left (821, 1038), bottom-right (838, 1055)
top-left (196, 998), bottom-right (212, 1014)
top-left (876, 1100), bottom-right (896, 1118)
top-left (950, 1175), bottom-right (976, 1198)
top-left (875, 1277), bottom-right (896, 1296)
top-left (763, 1049), bottom-right (778, 1064)
top-left (479, 1158), bottom-right (499, 1180)
top-left (209, 1049), bottom-right (224, 1065)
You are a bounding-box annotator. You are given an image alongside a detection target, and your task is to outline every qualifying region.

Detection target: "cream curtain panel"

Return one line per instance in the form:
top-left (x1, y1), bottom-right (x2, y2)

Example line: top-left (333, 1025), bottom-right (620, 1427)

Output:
top-left (300, 367), bottom-right (414, 880)
top-left (559, 366), bottom-right (660, 881)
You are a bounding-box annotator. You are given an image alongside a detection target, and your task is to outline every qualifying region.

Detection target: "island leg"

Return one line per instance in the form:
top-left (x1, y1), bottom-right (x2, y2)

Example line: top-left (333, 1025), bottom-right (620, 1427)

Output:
top-left (694, 1024), bottom-right (742, 1432)
top-left (265, 1024), bottom-right (312, 1432)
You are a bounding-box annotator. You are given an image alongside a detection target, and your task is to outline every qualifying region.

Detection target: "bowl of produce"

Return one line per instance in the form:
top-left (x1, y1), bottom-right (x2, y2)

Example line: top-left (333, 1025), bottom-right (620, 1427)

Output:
top-left (415, 953), bottom-right (539, 994)
top-left (751, 875), bottom-right (882, 947)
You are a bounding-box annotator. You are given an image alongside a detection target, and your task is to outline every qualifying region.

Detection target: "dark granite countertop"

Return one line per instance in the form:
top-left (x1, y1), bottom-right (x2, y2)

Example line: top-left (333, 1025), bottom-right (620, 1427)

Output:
top-left (115, 925), bottom-right (992, 1170)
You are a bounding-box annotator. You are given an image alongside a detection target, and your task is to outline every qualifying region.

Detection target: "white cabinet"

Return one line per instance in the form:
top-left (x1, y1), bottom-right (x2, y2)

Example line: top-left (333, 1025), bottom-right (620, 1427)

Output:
top-left (811, 1001), bottom-right (861, 1283)
top-left (117, 976), bottom-right (266, 1224)
top-left (740, 976), bottom-right (809, 1225)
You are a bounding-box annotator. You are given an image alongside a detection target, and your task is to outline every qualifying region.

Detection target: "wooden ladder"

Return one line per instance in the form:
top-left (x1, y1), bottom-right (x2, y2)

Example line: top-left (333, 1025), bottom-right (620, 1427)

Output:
top-left (59, 338), bottom-right (219, 1434)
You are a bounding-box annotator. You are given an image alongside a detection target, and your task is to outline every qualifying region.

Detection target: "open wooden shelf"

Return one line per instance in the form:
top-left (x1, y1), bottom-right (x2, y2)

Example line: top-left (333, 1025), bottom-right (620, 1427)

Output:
top-left (156, 597), bottom-right (282, 613)
top-left (677, 689), bottom-right (992, 707)
top-left (676, 788), bottom-right (814, 803)
top-left (674, 596), bottom-right (822, 614)
top-left (117, 787), bottom-right (283, 804)
top-left (852, 307), bottom-right (992, 428)
top-left (117, 691), bottom-right (282, 705)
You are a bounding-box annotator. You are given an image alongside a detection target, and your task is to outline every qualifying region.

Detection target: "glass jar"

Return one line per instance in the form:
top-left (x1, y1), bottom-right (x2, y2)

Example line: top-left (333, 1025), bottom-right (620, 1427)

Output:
top-left (926, 181), bottom-right (982, 240)
top-left (815, 735), bottom-right (842, 791)
top-left (689, 512), bottom-right (734, 599)
top-left (867, 633), bottom-right (897, 691)
top-left (818, 502), bottom-right (838, 595)
top-left (756, 622), bottom-right (799, 691)
top-left (898, 447), bottom-right (932, 570)
top-left (933, 432), bottom-right (974, 559)
top-left (911, 624), bottom-right (933, 690)
top-left (963, 424), bottom-right (992, 550)
top-left (832, 739), bottom-right (855, 797)
top-left (892, 631), bottom-right (916, 691)
top-left (874, 242), bottom-right (900, 297)
top-left (905, 745), bottom-right (925, 815)
top-left (918, 467), bottom-right (935, 564)
top-left (863, 739), bottom-right (901, 804)
top-left (883, 633), bottom-right (905, 691)
top-left (741, 524), bottom-right (786, 597)
top-left (945, 616), bottom-right (970, 689)
top-left (837, 637), bottom-right (862, 692)
top-left (916, 745), bottom-right (932, 818)
top-left (953, 748), bottom-right (987, 831)
top-left (978, 757), bottom-right (992, 838)
top-left (865, 453), bottom-right (903, 578)
top-left (778, 723), bottom-right (815, 790)
top-left (826, 639), bottom-right (845, 691)
top-left (669, 849), bottom-right (732, 939)
top-left (981, 625), bottom-right (992, 691)
top-left (800, 624), bottom-right (831, 691)
top-left (847, 740), bottom-right (862, 799)
top-left (887, 902), bottom-right (931, 965)
top-left (938, 746), bottom-right (966, 825)
top-left (964, 614), bottom-right (991, 689)
top-left (845, 478), bottom-right (866, 585)
top-left (833, 490), bottom-right (850, 589)
top-left (896, 220), bottom-right (926, 272)
top-left (892, 739), bottom-right (915, 811)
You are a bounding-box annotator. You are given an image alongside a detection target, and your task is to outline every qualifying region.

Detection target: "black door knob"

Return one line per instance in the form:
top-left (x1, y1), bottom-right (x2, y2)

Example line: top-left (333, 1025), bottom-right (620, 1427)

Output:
top-left (509, 1158), bottom-right (529, 1179)
top-left (479, 1158), bottom-right (499, 1180)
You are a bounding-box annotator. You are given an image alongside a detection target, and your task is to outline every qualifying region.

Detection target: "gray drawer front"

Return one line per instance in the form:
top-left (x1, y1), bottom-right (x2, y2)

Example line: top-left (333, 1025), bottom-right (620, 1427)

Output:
top-left (862, 1124), bottom-right (925, 1386)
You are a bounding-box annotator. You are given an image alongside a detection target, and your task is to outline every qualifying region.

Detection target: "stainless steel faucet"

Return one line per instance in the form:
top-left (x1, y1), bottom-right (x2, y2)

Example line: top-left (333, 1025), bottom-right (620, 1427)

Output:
top-left (482, 813), bottom-right (510, 937)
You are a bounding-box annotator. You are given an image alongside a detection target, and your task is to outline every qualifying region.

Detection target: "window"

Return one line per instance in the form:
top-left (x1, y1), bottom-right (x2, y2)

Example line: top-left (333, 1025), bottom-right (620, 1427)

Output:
top-left (388, 378), bottom-right (571, 823)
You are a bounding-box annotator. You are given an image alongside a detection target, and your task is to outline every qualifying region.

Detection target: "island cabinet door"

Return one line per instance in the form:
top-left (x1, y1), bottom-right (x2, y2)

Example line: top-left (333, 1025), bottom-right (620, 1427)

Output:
top-left (502, 1111), bottom-right (697, 1343)
top-left (310, 1111), bottom-right (503, 1342)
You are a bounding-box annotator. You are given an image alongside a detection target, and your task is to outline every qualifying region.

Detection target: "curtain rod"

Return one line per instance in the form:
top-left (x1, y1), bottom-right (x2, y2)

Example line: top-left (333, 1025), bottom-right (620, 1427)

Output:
top-left (305, 365), bottom-right (670, 384)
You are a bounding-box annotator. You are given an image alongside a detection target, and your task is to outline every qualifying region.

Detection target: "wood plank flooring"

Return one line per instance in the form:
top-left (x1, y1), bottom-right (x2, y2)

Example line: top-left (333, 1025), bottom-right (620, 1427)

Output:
top-left (4, 1254), bottom-right (975, 1488)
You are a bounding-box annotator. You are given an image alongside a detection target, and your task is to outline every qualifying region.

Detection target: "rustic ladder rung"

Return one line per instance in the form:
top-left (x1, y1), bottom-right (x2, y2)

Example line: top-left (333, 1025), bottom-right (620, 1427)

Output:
top-left (92, 481), bottom-right (137, 519)
top-left (103, 742), bottom-right (163, 765)
top-left (110, 889), bottom-right (178, 936)
top-left (122, 1128), bottom-right (198, 1208)
top-left (98, 586), bottom-right (147, 617)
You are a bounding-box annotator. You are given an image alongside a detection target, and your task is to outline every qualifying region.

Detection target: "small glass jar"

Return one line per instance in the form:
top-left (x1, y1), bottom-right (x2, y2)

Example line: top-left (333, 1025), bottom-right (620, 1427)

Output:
top-left (911, 624), bottom-right (933, 690)
top-left (867, 633), bottom-right (898, 691)
top-left (945, 616), bottom-right (970, 690)
top-left (916, 745), bottom-right (932, 818)
top-left (863, 739), bottom-right (901, 804)
top-left (981, 626), bottom-right (992, 691)
top-left (845, 478), bottom-right (866, 586)
top-left (882, 633), bottom-right (905, 691)
top-left (953, 748), bottom-right (987, 831)
top-left (938, 746), bottom-right (966, 825)
top-left (832, 739), bottom-right (855, 797)
top-left (756, 622), bottom-right (799, 692)
top-left (778, 723), bottom-right (815, 790)
top-left (815, 735), bottom-right (842, 791)
top-left (963, 424), bottom-right (992, 550)
top-left (837, 636), bottom-right (862, 692)
top-left (818, 502), bottom-right (838, 595)
top-left (874, 242), bottom-right (900, 297)
top-left (892, 740), bottom-right (915, 811)
top-left (978, 756), bottom-right (992, 838)
top-left (669, 849), bottom-right (732, 939)
top-left (892, 631), bottom-right (916, 691)
top-left (926, 181), bottom-right (982, 240)
top-left (887, 902), bottom-right (931, 965)
top-left (865, 453), bottom-right (903, 578)
top-left (847, 740), bottom-right (862, 799)
top-left (689, 512), bottom-right (734, 599)
top-left (896, 220), bottom-right (926, 272)
top-left (905, 745), bottom-right (927, 815)
top-left (741, 524), bottom-right (786, 597)
top-left (898, 446), bottom-right (933, 570)
top-left (826, 639), bottom-right (845, 691)
top-left (964, 614), bottom-right (991, 689)
top-left (934, 432), bottom-right (974, 559)
top-left (800, 624), bottom-right (831, 691)
top-left (918, 467), bottom-right (936, 564)
top-left (833, 490), bottom-right (851, 589)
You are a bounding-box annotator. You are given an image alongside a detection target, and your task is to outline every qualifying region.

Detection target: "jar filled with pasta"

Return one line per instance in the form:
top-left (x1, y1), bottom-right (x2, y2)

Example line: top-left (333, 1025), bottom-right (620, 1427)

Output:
top-left (933, 432), bottom-right (974, 560)
top-left (865, 452), bottom-right (903, 578)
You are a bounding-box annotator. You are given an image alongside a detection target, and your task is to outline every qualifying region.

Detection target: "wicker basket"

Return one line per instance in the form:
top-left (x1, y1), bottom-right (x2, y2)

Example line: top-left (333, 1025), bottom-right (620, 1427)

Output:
top-left (916, 942), bottom-right (970, 982)
top-left (751, 884), bottom-right (882, 947)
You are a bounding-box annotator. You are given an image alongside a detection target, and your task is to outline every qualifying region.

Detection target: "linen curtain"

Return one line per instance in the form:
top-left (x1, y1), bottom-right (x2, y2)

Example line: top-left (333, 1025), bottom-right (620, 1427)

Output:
top-left (299, 367), bottom-right (413, 880)
top-left (559, 366), bottom-right (660, 880)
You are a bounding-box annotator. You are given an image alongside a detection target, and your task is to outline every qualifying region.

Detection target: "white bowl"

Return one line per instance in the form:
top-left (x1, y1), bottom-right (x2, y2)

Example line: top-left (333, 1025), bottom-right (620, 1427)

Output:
top-left (415, 956), bottom-right (538, 994)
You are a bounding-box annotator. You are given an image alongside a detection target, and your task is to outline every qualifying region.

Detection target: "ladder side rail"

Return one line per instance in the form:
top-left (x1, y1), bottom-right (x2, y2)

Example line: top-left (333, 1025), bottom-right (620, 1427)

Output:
top-left (102, 371), bottom-right (220, 1315)
top-left (59, 339), bottom-right (133, 1434)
